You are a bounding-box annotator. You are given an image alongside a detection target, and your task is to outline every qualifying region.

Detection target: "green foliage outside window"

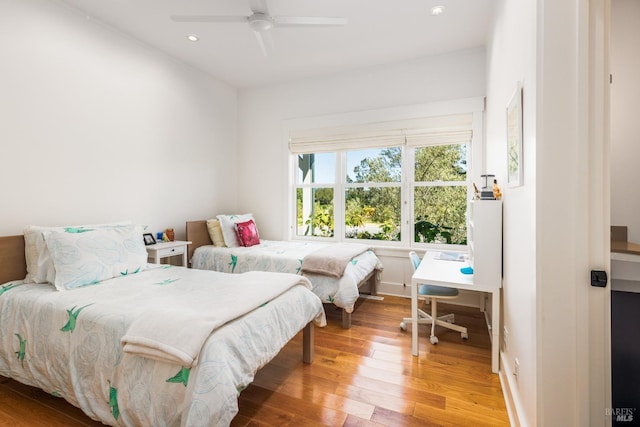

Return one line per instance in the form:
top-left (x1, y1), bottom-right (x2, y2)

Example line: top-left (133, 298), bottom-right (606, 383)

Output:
top-left (413, 145), bottom-right (467, 244)
top-left (297, 188), bottom-right (334, 237)
top-left (345, 187), bottom-right (401, 240)
top-left (296, 143), bottom-right (468, 244)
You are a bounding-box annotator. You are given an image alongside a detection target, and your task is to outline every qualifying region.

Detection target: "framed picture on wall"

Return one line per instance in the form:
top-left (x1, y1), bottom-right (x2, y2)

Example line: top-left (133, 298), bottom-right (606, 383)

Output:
top-left (506, 82), bottom-right (523, 187)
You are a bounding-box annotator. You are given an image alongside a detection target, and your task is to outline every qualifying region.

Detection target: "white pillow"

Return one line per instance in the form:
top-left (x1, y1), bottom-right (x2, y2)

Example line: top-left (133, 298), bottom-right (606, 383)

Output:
top-left (43, 225), bottom-right (148, 291)
top-left (216, 214), bottom-right (254, 248)
top-left (23, 221), bottom-right (134, 284)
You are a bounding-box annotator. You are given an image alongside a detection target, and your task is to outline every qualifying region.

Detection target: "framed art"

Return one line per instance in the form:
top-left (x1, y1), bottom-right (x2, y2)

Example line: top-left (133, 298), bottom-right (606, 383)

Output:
top-left (143, 233), bottom-right (156, 246)
top-left (506, 82), bottom-right (523, 187)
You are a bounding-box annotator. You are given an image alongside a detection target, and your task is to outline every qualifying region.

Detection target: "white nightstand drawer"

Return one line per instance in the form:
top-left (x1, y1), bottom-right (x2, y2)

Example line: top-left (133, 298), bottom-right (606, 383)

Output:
top-left (155, 245), bottom-right (185, 258)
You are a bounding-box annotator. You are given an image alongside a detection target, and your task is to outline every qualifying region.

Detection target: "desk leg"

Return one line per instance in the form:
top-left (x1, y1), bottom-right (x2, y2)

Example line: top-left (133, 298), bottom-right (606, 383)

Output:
top-left (491, 289), bottom-right (500, 373)
top-left (411, 280), bottom-right (419, 356)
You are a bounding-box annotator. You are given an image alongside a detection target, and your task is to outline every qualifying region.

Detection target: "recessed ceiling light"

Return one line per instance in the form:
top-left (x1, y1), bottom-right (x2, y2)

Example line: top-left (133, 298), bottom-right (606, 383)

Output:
top-left (431, 5), bottom-right (445, 16)
top-left (186, 34), bottom-right (199, 42)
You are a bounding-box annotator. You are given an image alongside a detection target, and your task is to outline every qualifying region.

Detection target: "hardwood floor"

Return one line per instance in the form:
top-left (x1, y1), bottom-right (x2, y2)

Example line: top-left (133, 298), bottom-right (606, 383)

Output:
top-left (0, 295), bottom-right (509, 426)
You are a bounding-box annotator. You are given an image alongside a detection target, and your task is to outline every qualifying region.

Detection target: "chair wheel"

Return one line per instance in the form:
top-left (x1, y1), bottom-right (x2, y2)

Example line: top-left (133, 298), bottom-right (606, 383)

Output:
top-left (462, 332), bottom-right (469, 340)
top-left (400, 322), bottom-right (406, 331)
top-left (430, 336), bottom-right (439, 345)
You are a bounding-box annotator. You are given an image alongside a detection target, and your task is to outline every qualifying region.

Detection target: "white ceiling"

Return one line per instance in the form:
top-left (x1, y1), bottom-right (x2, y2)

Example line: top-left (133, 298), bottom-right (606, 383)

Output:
top-left (58, 0), bottom-right (496, 89)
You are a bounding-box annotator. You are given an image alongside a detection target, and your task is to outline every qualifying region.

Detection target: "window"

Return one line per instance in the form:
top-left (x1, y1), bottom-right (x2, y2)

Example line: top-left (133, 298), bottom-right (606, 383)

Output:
top-left (290, 110), bottom-right (477, 247)
top-left (413, 144), bottom-right (468, 244)
top-left (296, 153), bottom-right (335, 237)
top-left (345, 147), bottom-right (402, 241)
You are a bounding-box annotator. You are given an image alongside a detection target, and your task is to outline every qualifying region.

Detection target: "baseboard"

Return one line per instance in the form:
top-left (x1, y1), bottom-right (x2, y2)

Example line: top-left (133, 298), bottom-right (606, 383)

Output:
top-left (358, 294), bottom-right (384, 301)
top-left (499, 351), bottom-right (526, 427)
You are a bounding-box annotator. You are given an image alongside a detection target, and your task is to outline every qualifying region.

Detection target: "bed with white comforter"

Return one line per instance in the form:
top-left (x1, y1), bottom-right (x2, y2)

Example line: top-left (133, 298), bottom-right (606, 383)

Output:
top-left (186, 219), bottom-right (384, 328)
top-left (0, 262), bottom-right (325, 426)
top-left (190, 239), bottom-right (381, 313)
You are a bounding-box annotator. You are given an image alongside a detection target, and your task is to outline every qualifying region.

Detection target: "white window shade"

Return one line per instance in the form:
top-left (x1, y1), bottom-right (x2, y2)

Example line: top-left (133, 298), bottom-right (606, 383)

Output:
top-left (289, 129), bottom-right (404, 154)
top-left (404, 127), bottom-right (472, 147)
top-left (289, 113), bottom-right (473, 153)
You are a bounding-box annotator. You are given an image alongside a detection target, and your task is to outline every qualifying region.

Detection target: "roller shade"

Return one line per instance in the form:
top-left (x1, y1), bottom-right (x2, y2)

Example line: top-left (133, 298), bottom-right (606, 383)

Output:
top-left (404, 127), bottom-right (472, 147)
top-left (289, 129), bottom-right (404, 154)
top-left (289, 113), bottom-right (473, 154)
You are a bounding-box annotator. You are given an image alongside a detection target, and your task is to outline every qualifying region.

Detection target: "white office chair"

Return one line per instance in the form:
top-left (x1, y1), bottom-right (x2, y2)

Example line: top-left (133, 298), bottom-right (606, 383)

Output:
top-left (400, 251), bottom-right (468, 344)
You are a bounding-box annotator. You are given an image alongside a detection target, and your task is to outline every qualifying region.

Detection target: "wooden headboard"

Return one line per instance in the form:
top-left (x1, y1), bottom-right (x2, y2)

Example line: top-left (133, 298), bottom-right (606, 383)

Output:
top-left (0, 235), bottom-right (27, 284)
top-left (185, 220), bottom-right (213, 265)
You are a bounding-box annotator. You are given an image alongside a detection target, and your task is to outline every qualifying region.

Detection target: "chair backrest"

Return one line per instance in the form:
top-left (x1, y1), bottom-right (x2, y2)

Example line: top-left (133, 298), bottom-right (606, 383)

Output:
top-left (409, 251), bottom-right (421, 273)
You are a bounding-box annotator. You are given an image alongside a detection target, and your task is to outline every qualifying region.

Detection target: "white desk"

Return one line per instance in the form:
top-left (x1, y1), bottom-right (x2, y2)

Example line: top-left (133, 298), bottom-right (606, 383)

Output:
top-left (411, 251), bottom-right (501, 373)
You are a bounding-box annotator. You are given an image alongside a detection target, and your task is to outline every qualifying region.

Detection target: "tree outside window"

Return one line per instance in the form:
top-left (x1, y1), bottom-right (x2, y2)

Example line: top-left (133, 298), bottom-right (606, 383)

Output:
top-left (345, 147), bottom-right (401, 241)
top-left (413, 144), bottom-right (468, 244)
top-left (294, 142), bottom-right (468, 245)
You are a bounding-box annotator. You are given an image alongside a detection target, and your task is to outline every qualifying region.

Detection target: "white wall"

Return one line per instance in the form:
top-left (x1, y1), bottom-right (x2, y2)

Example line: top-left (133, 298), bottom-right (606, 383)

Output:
top-left (0, 0), bottom-right (239, 238)
top-left (485, 0), bottom-right (538, 424)
top-left (611, 0), bottom-right (640, 242)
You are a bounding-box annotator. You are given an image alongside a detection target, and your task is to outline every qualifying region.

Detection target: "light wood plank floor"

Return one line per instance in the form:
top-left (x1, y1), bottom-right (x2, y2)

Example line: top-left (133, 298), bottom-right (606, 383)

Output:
top-left (0, 295), bottom-right (509, 426)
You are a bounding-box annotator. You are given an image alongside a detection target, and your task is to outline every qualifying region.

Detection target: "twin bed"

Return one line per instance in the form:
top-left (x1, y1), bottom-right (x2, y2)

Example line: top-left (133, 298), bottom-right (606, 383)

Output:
top-left (186, 220), bottom-right (384, 328)
top-left (0, 225), bottom-right (325, 426)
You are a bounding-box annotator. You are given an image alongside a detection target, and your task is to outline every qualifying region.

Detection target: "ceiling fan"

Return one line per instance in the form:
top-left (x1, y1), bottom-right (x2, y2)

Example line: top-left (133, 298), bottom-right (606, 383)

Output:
top-left (170, 0), bottom-right (347, 56)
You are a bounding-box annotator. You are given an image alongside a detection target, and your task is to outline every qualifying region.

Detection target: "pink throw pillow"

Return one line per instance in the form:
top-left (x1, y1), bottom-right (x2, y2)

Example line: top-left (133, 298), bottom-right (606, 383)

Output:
top-left (235, 219), bottom-right (260, 247)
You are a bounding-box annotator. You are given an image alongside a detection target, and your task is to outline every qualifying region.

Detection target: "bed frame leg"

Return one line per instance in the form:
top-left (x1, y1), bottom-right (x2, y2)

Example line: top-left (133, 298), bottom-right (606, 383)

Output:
top-left (370, 271), bottom-right (379, 296)
top-left (342, 310), bottom-right (352, 329)
top-left (303, 322), bottom-right (314, 364)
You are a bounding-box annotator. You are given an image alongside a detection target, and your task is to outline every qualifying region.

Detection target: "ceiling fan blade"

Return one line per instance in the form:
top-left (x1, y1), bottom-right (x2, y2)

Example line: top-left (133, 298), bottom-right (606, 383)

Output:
top-left (170, 15), bottom-right (248, 23)
top-left (248, 0), bottom-right (269, 15)
top-left (271, 16), bottom-right (347, 27)
top-left (253, 29), bottom-right (273, 56)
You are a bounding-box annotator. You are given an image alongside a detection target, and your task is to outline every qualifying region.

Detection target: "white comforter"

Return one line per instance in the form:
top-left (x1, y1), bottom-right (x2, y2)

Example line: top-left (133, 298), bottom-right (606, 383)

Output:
top-left (0, 265), bottom-right (325, 426)
top-left (122, 270), bottom-right (318, 367)
top-left (191, 240), bottom-right (383, 313)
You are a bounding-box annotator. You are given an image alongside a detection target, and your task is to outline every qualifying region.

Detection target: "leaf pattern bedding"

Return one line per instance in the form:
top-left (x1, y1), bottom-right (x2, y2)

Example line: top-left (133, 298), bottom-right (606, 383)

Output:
top-left (190, 240), bottom-right (383, 313)
top-left (0, 265), bottom-right (325, 427)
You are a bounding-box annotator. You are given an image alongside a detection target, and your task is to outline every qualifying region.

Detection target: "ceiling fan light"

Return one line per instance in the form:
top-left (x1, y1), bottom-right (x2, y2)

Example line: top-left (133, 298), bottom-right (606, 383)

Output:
top-left (248, 13), bottom-right (273, 32)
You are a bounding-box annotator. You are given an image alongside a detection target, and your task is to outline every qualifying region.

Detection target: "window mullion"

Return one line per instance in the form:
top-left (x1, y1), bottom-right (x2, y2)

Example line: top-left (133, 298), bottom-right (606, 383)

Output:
top-left (404, 144), bottom-right (413, 246)
top-left (335, 151), bottom-right (346, 240)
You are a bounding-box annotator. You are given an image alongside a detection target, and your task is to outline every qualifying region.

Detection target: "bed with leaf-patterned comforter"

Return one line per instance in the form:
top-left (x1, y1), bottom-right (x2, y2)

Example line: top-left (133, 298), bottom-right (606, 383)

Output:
top-left (0, 265), bottom-right (325, 426)
top-left (190, 240), bottom-right (383, 314)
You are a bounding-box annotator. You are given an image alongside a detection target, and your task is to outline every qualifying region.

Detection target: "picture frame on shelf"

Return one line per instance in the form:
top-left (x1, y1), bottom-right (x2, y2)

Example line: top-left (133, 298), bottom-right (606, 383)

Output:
top-left (506, 82), bottom-right (523, 187)
top-left (143, 233), bottom-right (156, 246)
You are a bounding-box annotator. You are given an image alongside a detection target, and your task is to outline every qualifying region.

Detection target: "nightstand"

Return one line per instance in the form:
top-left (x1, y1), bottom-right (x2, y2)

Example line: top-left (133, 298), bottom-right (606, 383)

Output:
top-left (146, 240), bottom-right (192, 267)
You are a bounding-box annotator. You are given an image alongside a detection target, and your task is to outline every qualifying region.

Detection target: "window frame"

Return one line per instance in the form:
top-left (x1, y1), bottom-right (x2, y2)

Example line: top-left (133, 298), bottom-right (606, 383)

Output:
top-left (292, 141), bottom-right (471, 249)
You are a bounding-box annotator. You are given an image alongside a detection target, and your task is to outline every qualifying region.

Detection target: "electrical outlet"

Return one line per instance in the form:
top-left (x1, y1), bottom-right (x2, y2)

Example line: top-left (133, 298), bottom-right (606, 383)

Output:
top-left (514, 358), bottom-right (520, 381)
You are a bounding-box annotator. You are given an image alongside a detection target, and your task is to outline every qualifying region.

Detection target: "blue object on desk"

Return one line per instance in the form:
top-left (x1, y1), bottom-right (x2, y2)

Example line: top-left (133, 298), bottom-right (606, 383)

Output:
top-left (460, 266), bottom-right (474, 274)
